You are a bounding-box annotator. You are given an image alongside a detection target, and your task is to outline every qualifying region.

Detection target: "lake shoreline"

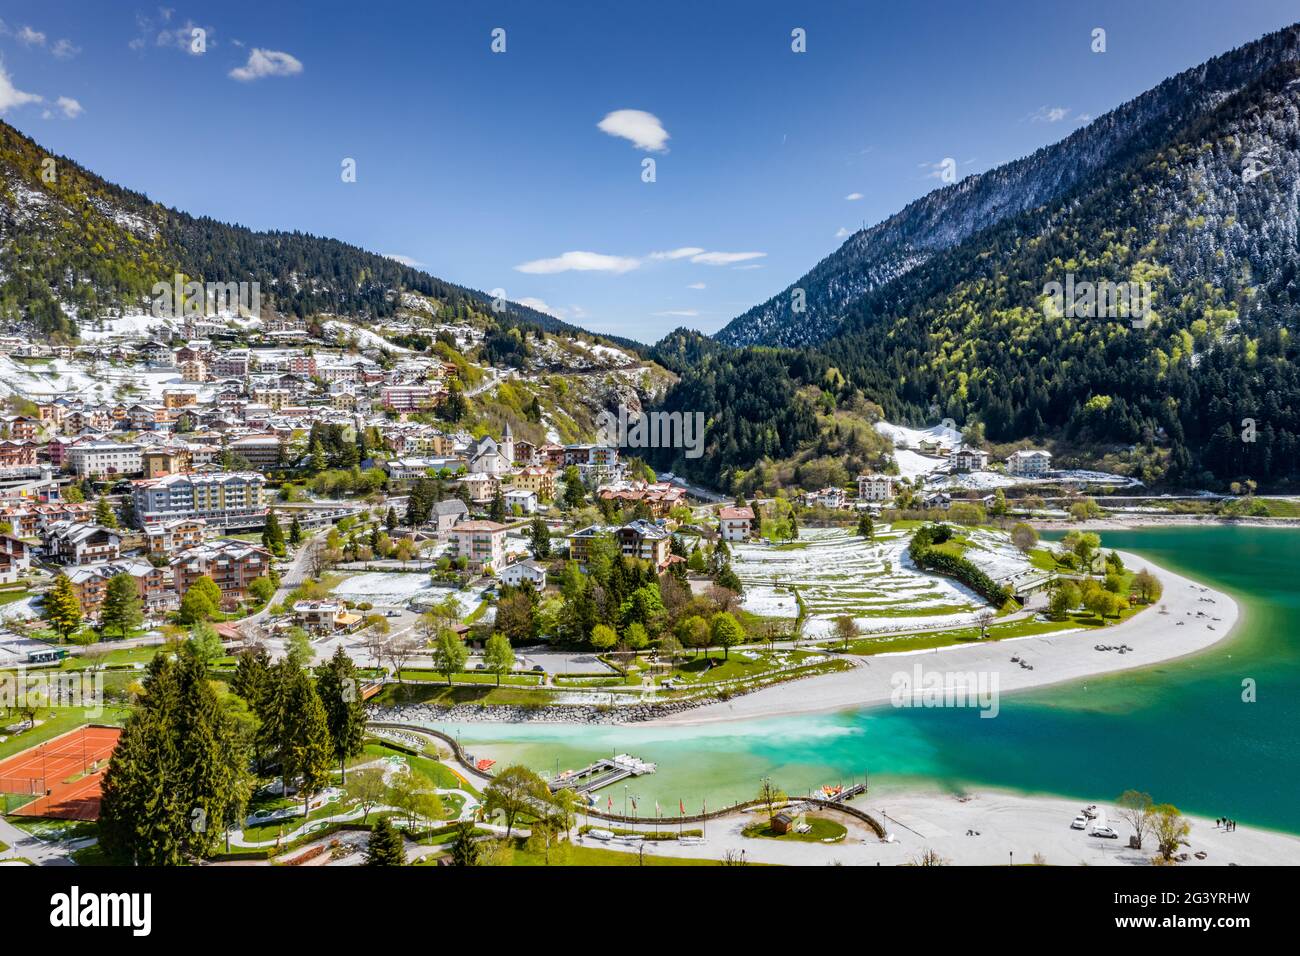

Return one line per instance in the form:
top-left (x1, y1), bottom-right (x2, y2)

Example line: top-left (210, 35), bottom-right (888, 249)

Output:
top-left (644, 548), bottom-right (1239, 727)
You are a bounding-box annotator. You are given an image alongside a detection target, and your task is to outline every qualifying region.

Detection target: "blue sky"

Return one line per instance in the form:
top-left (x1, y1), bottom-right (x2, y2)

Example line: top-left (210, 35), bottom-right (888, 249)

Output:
top-left (2, 1), bottom-right (1299, 343)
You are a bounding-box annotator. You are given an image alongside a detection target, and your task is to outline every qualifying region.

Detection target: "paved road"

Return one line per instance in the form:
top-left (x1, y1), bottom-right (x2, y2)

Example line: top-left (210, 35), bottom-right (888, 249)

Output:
top-left (239, 536), bottom-right (323, 639)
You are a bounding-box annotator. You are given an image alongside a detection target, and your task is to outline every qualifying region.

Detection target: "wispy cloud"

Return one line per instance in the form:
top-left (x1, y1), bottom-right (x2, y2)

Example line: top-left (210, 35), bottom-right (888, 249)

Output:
top-left (55, 96), bottom-right (83, 119)
top-left (1028, 105), bottom-right (1070, 123)
top-left (597, 109), bottom-right (669, 152)
top-left (691, 251), bottom-right (765, 266)
top-left (653, 310), bottom-right (700, 317)
top-left (687, 282), bottom-right (707, 289)
top-left (516, 297), bottom-right (569, 319)
top-left (515, 250), bottom-right (640, 275)
top-left (51, 38), bottom-right (80, 59)
top-left (17, 25), bottom-right (46, 47)
top-left (230, 48), bottom-right (303, 81)
top-left (649, 247), bottom-right (705, 260)
top-left (383, 253), bottom-right (424, 267)
top-left (0, 60), bottom-right (42, 114)
top-left (844, 192), bottom-right (864, 201)
top-left (835, 227), bottom-right (851, 238)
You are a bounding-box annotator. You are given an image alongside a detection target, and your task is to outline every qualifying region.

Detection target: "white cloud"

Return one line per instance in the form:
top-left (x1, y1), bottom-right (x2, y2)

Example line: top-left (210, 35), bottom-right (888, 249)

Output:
top-left (0, 60), bottom-right (42, 113)
top-left (597, 109), bottom-right (669, 152)
top-left (159, 21), bottom-right (215, 55)
top-left (17, 25), bottom-right (46, 47)
top-left (515, 250), bottom-right (640, 275)
top-left (844, 192), bottom-right (864, 201)
top-left (1029, 105), bottom-right (1070, 123)
top-left (691, 251), bottom-right (765, 266)
top-left (649, 247), bottom-right (705, 260)
top-left (733, 264), bottom-right (765, 271)
top-left (230, 48), bottom-right (303, 81)
top-left (516, 297), bottom-right (568, 319)
top-left (687, 282), bottom-right (707, 289)
top-left (1075, 112), bottom-right (1092, 123)
top-left (835, 227), bottom-right (850, 238)
top-left (55, 96), bottom-right (83, 119)
top-left (653, 310), bottom-right (699, 317)
top-left (383, 253), bottom-right (423, 267)
top-left (51, 39), bottom-right (81, 59)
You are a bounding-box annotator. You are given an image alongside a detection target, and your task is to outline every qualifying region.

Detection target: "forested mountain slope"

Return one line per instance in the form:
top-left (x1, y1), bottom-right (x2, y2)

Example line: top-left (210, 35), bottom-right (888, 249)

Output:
top-left (714, 23), bottom-right (1300, 349)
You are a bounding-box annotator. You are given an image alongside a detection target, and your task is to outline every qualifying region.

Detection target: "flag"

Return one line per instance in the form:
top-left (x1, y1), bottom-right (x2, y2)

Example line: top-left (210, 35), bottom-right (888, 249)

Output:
top-left (679, 798), bottom-right (685, 815)
top-left (631, 796), bottom-right (637, 811)
top-left (607, 797), bottom-right (613, 811)
top-left (655, 801), bottom-right (661, 817)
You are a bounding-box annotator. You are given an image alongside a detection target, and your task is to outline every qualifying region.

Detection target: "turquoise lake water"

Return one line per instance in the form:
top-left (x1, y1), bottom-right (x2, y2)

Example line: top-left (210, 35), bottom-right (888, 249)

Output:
top-left (441, 527), bottom-right (1300, 831)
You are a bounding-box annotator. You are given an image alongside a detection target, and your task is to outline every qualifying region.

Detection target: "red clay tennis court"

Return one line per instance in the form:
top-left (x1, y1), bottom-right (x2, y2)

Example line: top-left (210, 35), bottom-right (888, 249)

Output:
top-left (0, 725), bottom-right (121, 821)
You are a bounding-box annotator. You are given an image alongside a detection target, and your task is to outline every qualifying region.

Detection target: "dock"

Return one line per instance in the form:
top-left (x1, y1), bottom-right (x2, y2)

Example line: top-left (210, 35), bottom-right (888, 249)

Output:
top-left (548, 754), bottom-right (657, 794)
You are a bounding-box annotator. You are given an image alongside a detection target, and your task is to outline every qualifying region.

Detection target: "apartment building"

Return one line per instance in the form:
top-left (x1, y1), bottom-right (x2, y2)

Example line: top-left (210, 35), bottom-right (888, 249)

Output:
top-left (143, 517), bottom-right (207, 555)
top-left (856, 473), bottom-right (895, 501)
top-left (67, 442), bottom-right (144, 478)
top-left (131, 472), bottom-right (267, 528)
top-left (171, 540), bottom-right (273, 606)
top-left (447, 520), bottom-right (508, 571)
top-left (66, 560), bottom-right (173, 620)
top-left (43, 521), bottom-right (123, 565)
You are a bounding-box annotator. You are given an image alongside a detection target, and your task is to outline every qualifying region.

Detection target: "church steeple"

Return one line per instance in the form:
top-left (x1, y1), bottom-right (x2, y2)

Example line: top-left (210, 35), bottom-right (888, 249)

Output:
top-left (502, 420), bottom-right (515, 463)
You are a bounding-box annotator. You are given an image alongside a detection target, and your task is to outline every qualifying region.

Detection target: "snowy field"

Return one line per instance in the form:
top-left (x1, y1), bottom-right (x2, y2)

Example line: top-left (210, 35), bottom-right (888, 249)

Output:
top-left (733, 527), bottom-right (999, 639)
top-left (329, 573), bottom-right (490, 619)
top-left (0, 354), bottom-right (205, 404)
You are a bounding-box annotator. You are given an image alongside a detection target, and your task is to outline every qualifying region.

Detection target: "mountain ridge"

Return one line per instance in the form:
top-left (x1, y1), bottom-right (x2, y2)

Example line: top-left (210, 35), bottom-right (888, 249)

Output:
top-left (712, 22), bottom-right (1300, 349)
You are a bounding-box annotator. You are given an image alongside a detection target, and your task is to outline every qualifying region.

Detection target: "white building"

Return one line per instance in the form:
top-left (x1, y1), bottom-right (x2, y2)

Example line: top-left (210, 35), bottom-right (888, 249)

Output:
top-left (856, 473), bottom-right (894, 501)
top-left (67, 442), bottom-right (144, 478)
top-left (1006, 449), bottom-right (1052, 477)
top-left (950, 448), bottom-right (990, 472)
top-left (503, 488), bottom-right (539, 514)
top-left (497, 559), bottom-right (547, 590)
top-left (718, 506), bottom-right (754, 542)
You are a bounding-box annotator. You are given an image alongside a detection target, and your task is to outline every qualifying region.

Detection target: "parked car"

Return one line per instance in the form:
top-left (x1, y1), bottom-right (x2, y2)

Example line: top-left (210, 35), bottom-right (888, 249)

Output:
top-left (1090, 825), bottom-right (1119, 839)
top-left (1070, 816), bottom-right (1087, 830)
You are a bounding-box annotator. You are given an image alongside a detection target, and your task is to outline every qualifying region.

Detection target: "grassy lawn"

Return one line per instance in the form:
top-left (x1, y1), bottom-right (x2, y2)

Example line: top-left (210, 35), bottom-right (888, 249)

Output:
top-left (653, 649), bottom-right (821, 686)
top-left (837, 618), bottom-right (1080, 656)
top-left (508, 840), bottom-right (723, 866)
top-left (742, 815), bottom-right (847, 843)
top-left (353, 742), bottom-right (470, 792)
top-left (0, 589), bottom-right (32, 606)
top-left (370, 682), bottom-right (558, 708)
top-left (397, 669), bottom-right (543, 686)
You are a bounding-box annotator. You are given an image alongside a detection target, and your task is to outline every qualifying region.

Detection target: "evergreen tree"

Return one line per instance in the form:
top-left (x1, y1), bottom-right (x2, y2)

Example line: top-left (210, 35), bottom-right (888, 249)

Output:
top-left (261, 511), bottom-right (286, 557)
top-left (488, 486), bottom-right (506, 523)
top-left (528, 515), bottom-right (551, 558)
top-left (316, 647), bottom-right (366, 781)
top-left (385, 506), bottom-right (398, 531)
top-left (365, 817), bottom-right (406, 866)
top-left (100, 573), bottom-right (144, 639)
top-left (289, 514), bottom-right (303, 547)
top-left (42, 573), bottom-right (83, 640)
top-left (95, 495), bottom-right (118, 529)
top-left (857, 513), bottom-right (874, 539)
top-left (562, 465), bottom-right (585, 510)
top-left (98, 650), bottom-right (252, 864)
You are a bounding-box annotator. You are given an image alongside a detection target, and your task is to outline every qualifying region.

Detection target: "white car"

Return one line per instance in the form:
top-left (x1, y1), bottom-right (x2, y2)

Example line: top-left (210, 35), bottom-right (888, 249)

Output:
top-left (1090, 825), bottom-right (1119, 839)
top-left (1070, 816), bottom-right (1087, 830)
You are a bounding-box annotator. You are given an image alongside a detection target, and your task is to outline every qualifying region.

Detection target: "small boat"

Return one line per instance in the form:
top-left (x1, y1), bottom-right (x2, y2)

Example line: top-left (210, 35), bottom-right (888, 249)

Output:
top-left (475, 758), bottom-right (496, 771)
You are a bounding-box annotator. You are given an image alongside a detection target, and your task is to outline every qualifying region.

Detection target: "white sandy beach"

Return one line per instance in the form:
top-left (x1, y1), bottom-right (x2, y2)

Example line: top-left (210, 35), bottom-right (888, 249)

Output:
top-left (648, 550), bottom-right (1239, 726)
top-left (594, 786), bottom-right (1300, 866)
